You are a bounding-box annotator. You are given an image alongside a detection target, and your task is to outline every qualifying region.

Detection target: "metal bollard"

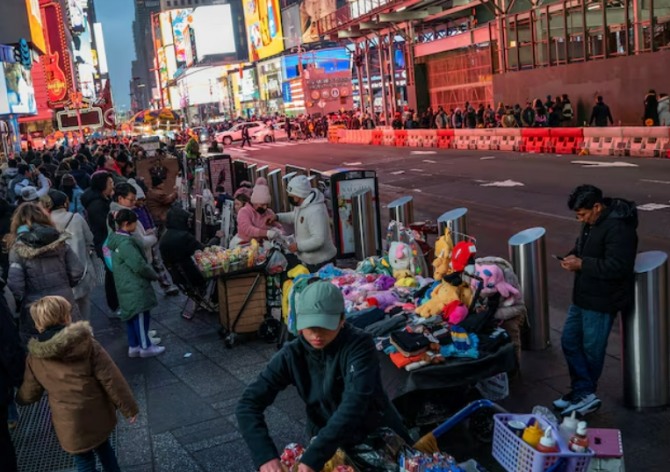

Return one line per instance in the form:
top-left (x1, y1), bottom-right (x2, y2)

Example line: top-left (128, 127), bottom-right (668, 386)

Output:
top-left (267, 169), bottom-right (284, 213)
top-left (256, 165), bottom-right (269, 182)
top-left (232, 160), bottom-right (248, 189)
top-left (508, 227), bottom-right (550, 351)
top-left (623, 251), bottom-right (669, 409)
top-left (246, 163), bottom-right (257, 184)
top-left (437, 208), bottom-right (468, 243)
top-left (308, 175), bottom-right (318, 188)
top-left (388, 196), bottom-right (415, 226)
top-left (282, 171), bottom-right (297, 209)
top-left (352, 189), bottom-right (377, 260)
top-left (285, 165), bottom-right (307, 176)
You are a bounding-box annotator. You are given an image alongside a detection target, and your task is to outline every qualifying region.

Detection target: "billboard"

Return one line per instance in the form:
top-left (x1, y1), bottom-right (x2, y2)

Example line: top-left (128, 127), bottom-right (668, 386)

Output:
top-left (239, 68), bottom-right (258, 102)
top-left (0, 62), bottom-right (37, 115)
top-left (159, 11), bottom-right (174, 46)
top-left (66, 0), bottom-right (87, 33)
top-left (171, 9), bottom-right (192, 64)
top-left (302, 68), bottom-right (352, 115)
top-left (191, 5), bottom-right (236, 61)
top-left (283, 47), bottom-right (350, 80)
top-left (243, 0), bottom-right (284, 61)
top-left (93, 23), bottom-right (108, 74)
top-left (26, 0), bottom-right (46, 53)
top-left (300, 0), bottom-right (344, 43)
top-left (281, 4), bottom-right (301, 50)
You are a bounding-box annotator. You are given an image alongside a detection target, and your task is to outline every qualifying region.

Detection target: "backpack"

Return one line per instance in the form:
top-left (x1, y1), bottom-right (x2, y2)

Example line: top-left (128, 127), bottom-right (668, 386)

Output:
top-left (562, 103), bottom-right (574, 120)
top-left (102, 234), bottom-right (113, 271)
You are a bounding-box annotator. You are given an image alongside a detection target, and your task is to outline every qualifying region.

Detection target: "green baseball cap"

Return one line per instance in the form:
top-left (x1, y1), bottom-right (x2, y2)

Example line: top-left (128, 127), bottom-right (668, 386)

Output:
top-left (296, 281), bottom-right (345, 331)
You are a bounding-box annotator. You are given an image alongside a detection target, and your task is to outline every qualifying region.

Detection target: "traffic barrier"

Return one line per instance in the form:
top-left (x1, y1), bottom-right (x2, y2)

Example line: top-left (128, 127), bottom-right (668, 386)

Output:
top-left (372, 129), bottom-right (383, 145)
top-left (474, 128), bottom-right (497, 151)
top-left (497, 128), bottom-right (522, 152)
top-left (453, 129), bottom-right (470, 150)
top-left (582, 128), bottom-right (622, 156)
top-left (437, 129), bottom-right (455, 148)
top-left (552, 128), bottom-right (584, 154)
top-left (620, 127), bottom-right (670, 158)
top-left (521, 128), bottom-right (551, 153)
top-left (383, 129), bottom-right (395, 146)
top-left (407, 130), bottom-right (422, 147)
top-left (395, 130), bottom-right (408, 147)
top-left (420, 129), bottom-right (438, 148)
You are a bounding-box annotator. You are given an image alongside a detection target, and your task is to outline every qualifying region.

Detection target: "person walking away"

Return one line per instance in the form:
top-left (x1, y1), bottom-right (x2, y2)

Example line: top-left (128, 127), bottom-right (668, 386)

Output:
top-left (241, 124), bottom-right (252, 148)
top-left (561, 94), bottom-right (574, 126)
top-left (107, 210), bottom-right (164, 357)
top-left (49, 191), bottom-right (96, 321)
top-left (548, 106), bottom-right (562, 127)
top-left (285, 118), bottom-right (292, 141)
top-left (0, 296), bottom-right (24, 472)
top-left (589, 96), bottom-right (614, 127)
top-left (554, 185), bottom-right (637, 417)
top-left (269, 175), bottom-right (337, 273)
top-left (60, 173), bottom-right (85, 216)
top-left (657, 93), bottom-right (670, 126)
top-left (643, 89), bottom-right (659, 126)
top-left (6, 203), bottom-right (84, 344)
top-left (465, 106), bottom-right (477, 129)
top-left (16, 296), bottom-right (138, 472)
top-left (68, 158), bottom-right (91, 190)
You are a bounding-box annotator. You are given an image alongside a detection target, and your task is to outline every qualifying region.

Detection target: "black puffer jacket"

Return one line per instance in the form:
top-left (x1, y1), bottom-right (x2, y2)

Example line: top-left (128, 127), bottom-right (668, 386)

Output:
top-left (159, 207), bottom-right (204, 285)
top-left (7, 225), bottom-right (84, 342)
top-left (0, 304), bottom-right (24, 405)
top-left (81, 188), bottom-right (111, 256)
top-left (570, 198), bottom-right (638, 314)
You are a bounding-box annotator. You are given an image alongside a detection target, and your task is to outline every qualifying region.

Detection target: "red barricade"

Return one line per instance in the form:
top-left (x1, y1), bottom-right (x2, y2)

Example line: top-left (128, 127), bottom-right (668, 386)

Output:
top-left (394, 130), bottom-right (408, 147)
top-left (521, 128), bottom-right (551, 153)
top-left (372, 129), bottom-right (383, 145)
top-left (552, 128), bottom-right (584, 155)
top-left (437, 129), bottom-right (454, 148)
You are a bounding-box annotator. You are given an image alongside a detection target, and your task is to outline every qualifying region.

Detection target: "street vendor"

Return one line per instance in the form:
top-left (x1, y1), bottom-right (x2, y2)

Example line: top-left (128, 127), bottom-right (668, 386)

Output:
top-left (268, 175), bottom-right (337, 272)
top-left (233, 177), bottom-right (282, 247)
top-left (236, 281), bottom-right (411, 472)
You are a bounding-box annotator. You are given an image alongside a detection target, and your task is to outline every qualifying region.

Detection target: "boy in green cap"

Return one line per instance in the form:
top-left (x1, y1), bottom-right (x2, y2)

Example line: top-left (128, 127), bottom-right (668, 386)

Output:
top-left (236, 281), bottom-right (410, 472)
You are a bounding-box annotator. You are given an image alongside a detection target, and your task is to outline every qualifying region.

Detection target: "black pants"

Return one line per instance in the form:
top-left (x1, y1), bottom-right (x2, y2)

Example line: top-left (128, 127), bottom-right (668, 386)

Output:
top-left (241, 137), bottom-right (251, 147)
top-left (0, 404), bottom-right (18, 472)
top-left (105, 267), bottom-right (119, 312)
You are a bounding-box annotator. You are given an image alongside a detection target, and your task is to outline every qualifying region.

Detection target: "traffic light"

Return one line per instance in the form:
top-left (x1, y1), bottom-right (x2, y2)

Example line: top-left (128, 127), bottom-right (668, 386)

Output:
top-left (13, 38), bottom-right (32, 69)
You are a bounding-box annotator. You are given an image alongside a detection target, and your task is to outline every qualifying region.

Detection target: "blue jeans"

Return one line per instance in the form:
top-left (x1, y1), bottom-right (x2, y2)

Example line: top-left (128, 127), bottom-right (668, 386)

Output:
top-left (561, 304), bottom-right (616, 397)
top-left (72, 438), bottom-right (120, 472)
top-left (126, 311), bottom-right (151, 349)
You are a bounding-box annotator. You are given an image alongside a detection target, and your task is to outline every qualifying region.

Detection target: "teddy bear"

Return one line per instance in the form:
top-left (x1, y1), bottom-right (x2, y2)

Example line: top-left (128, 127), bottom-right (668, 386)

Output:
top-left (415, 275), bottom-right (473, 318)
top-left (389, 241), bottom-right (418, 287)
top-left (472, 263), bottom-right (521, 307)
top-left (432, 227), bottom-right (454, 280)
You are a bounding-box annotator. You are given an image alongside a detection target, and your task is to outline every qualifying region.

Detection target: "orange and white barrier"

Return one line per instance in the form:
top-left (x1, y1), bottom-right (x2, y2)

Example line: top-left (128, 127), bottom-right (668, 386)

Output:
top-left (453, 129), bottom-right (470, 150)
top-left (620, 127), bottom-right (670, 158)
top-left (582, 128), bottom-right (621, 156)
top-left (497, 128), bottom-right (522, 152)
top-left (382, 129), bottom-right (395, 146)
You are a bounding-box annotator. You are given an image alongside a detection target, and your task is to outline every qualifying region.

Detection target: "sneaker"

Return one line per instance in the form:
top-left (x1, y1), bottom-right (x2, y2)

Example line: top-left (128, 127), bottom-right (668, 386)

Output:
top-left (561, 393), bottom-right (602, 417)
top-left (149, 336), bottom-right (162, 345)
top-left (128, 346), bottom-right (141, 358)
top-left (148, 330), bottom-right (158, 337)
top-left (139, 345), bottom-right (166, 358)
top-left (165, 286), bottom-right (179, 296)
top-left (552, 391), bottom-right (575, 410)
top-left (182, 310), bottom-right (195, 320)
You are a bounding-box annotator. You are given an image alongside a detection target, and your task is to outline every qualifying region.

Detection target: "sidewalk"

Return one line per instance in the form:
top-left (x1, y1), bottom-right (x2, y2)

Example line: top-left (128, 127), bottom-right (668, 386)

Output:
top-left (12, 285), bottom-right (670, 471)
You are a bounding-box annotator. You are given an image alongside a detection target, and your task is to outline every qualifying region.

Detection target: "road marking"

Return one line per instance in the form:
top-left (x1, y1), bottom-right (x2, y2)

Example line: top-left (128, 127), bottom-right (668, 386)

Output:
top-left (640, 179), bottom-right (670, 185)
top-left (410, 168), bottom-right (424, 172)
top-left (423, 159), bottom-right (437, 163)
top-left (512, 207), bottom-right (576, 222)
top-left (410, 151), bottom-right (437, 155)
top-left (413, 188), bottom-right (423, 193)
top-left (480, 156), bottom-right (496, 160)
top-left (637, 203), bottom-right (670, 211)
top-left (343, 161), bottom-right (363, 166)
top-left (390, 170), bottom-right (405, 175)
top-left (480, 180), bottom-right (525, 187)
top-left (571, 160), bottom-right (639, 168)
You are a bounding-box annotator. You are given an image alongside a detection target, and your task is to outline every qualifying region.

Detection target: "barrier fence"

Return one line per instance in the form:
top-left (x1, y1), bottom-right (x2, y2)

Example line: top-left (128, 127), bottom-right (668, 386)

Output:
top-left (329, 127), bottom-right (670, 158)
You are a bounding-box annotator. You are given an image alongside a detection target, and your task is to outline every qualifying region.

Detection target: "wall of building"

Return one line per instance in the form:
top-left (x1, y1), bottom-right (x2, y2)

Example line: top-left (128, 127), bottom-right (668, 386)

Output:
top-left (492, 50), bottom-right (670, 126)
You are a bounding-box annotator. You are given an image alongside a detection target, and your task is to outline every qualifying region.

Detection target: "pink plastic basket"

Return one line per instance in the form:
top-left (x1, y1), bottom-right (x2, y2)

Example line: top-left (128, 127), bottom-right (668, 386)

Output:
top-left (492, 413), bottom-right (593, 472)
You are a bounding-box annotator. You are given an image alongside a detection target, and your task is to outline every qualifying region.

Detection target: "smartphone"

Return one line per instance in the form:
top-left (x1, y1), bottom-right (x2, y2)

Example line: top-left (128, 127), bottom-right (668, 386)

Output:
top-left (552, 254), bottom-right (565, 261)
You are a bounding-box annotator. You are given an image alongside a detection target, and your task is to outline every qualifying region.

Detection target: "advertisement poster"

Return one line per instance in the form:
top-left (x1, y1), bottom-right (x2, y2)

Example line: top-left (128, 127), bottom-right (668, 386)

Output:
top-left (26, 0), bottom-right (46, 54)
top-left (302, 68), bottom-right (353, 115)
top-left (171, 9), bottom-right (193, 64)
top-left (281, 4), bottom-right (301, 49)
top-left (300, 0), bottom-right (346, 43)
top-left (243, 0), bottom-right (284, 61)
top-left (335, 177), bottom-right (376, 255)
top-left (2, 63), bottom-right (37, 115)
top-left (191, 5), bottom-right (236, 61)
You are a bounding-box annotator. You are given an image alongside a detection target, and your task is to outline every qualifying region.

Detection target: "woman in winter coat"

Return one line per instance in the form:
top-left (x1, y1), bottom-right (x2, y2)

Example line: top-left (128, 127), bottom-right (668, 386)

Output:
top-left (234, 178), bottom-right (282, 246)
top-left (6, 203), bottom-right (84, 344)
top-left (107, 209), bottom-right (164, 358)
top-left (16, 296), bottom-right (138, 472)
top-left (49, 190), bottom-right (96, 321)
top-left (657, 93), bottom-right (670, 126)
top-left (643, 89), bottom-right (659, 126)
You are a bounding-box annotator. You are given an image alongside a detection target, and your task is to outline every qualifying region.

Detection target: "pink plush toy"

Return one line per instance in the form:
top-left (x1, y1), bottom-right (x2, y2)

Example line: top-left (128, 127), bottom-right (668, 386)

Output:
top-left (473, 263), bottom-right (520, 306)
top-left (442, 300), bottom-right (469, 324)
top-left (366, 291), bottom-right (399, 310)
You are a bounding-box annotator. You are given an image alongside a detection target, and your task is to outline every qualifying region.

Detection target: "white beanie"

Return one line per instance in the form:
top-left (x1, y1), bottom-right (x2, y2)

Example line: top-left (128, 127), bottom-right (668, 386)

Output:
top-left (286, 175), bottom-right (312, 199)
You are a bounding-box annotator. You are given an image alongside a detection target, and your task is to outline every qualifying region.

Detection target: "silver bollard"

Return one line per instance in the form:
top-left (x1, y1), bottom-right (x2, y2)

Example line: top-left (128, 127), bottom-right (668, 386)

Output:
top-left (267, 169), bottom-right (284, 213)
top-left (247, 163), bottom-right (257, 184)
top-left (437, 208), bottom-right (468, 243)
top-left (285, 165), bottom-right (307, 176)
top-left (388, 196), bottom-right (414, 226)
top-left (623, 251), bottom-right (669, 409)
top-left (508, 227), bottom-right (550, 351)
top-left (308, 175), bottom-right (318, 188)
top-left (282, 171), bottom-right (297, 209)
top-left (256, 165), bottom-right (269, 182)
top-left (352, 189), bottom-right (377, 260)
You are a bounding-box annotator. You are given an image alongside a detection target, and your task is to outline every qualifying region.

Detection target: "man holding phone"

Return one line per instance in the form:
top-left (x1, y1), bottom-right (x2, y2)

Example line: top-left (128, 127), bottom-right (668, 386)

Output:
top-left (8, 164), bottom-right (51, 204)
top-left (554, 185), bottom-right (638, 417)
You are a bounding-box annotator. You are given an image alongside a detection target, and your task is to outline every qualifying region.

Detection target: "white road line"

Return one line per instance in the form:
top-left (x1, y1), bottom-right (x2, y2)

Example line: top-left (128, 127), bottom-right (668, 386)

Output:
top-left (640, 179), bottom-right (670, 185)
top-left (423, 159), bottom-right (437, 164)
top-left (390, 170), bottom-right (405, 175)
top-left (344, 162), bottom-right (363, 166)
top-left (637, 203), bottom-right (670, 211)
top-left (410, 151), bottom-right (437, 155)
top-left (571, 160), bottom-right (639, 168)
top-left (512, 207), bottom-right (576, 222)
top-left (480, 156), bottom-right (496, 160)
top-left (410, 168), bottom-right (424, 172)
top-left (480, 180), bottom-right (525, 187)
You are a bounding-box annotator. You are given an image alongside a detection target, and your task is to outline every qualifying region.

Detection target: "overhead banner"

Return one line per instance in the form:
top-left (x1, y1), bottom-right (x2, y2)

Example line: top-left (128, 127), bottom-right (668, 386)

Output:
top-left (243, 0), bottom-right (284, 61)
top-left (302, 68), bottom-right (352, 115)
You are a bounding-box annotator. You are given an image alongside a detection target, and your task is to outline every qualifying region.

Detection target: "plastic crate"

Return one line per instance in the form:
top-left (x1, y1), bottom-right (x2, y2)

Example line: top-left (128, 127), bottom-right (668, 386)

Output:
top-left (492, 413), bottom-right (593, 472)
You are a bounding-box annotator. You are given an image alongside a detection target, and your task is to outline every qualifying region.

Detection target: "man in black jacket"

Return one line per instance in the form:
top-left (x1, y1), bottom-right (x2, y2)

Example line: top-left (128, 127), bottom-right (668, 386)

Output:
top-left (236, 281), bottom-right (410, 472)
top-left (554, 185), bottom-right (637, 417)
top-left (0, 301), bottom-right (25, 472)
top-left (589, 96), bottom-right (614, 127)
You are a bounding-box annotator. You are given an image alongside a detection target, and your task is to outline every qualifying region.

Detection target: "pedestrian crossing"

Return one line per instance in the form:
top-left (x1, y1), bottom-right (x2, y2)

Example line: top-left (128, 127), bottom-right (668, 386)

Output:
top-left (223, 138), bottom-right (328, 155)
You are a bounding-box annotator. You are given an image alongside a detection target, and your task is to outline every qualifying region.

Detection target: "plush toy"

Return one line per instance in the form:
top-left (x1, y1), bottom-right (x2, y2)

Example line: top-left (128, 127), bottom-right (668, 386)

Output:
top-left (472, 263), bottom-right (521, 306)
top-left (415, 279), bottom-right (473, 318)
top-left (442, 299), bottom-right (469, 325)
top-left (450, 241), bottom-right (477, 273)
top-left (433, 227), bottom-right (455, 280)
top-left (366, 291), bottom-right (399, 310)
top-left (374, 274), bottom-right (397, 291)
top-left (389, 241), bottom-right (418, 287)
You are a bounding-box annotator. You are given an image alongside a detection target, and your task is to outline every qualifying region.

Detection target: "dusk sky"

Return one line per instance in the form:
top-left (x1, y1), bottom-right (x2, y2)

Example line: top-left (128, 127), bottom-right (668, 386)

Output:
top-left (95, 0), bottom-right (135, 111)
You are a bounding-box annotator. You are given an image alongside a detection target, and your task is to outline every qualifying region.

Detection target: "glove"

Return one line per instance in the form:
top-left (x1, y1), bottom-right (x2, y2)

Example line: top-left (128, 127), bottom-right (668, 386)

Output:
top-left (267, 229), bottom-right (279, 240)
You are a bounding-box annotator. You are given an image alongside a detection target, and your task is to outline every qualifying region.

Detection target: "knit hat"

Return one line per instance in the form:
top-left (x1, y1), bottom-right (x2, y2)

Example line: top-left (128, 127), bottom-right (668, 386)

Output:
top-left (48, 190), bottom-right (68, 209)
top-left (20, 186), bottom-right (39, 202)
top-left (286, 175), bottom-right (312, 199)
top-left (451, 241), bottom-right (477, 272)
top-left (250, 177), bottom-right (271, 205)
top-left (61, 173), bottom-right (77, 187)
top-left (296, 281), bottom-right (345, 331)
top-left (128, 178), bottom-right (146, 200)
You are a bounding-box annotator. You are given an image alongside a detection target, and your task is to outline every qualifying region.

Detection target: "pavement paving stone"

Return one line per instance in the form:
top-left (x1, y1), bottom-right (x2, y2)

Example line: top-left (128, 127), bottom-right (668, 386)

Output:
top-left (170, 359), bottom-right (246, 398)
top-left (120, 464), bottom-right (154, 472)
top-left (146, 383), bottom-right (221, 434)
top-left (116, 425), bottom-right (153, 469)
top-left (152, 432), bottom-right (204, 472)
top-left (153, 333), bottom-right (208, 368)
top-left (191, 438), bottom-right (256, 472)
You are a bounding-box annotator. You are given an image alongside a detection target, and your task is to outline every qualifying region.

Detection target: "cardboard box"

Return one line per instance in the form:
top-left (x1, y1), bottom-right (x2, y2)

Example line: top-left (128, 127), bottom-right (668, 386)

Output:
top-left (218, 272), bottom-right (267, 334)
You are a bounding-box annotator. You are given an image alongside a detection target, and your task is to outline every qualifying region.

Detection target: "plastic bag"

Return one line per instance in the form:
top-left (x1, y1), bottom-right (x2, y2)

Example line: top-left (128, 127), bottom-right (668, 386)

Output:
top-left (475, 372), bottom-right (509, 401)
top-left (267, 250), bottom-right (288, 274)
top-left (344, 428), bottom-right (406, 472)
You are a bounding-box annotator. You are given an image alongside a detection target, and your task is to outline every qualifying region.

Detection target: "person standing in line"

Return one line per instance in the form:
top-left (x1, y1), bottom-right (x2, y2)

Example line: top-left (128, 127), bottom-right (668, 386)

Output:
top-left (643, 89), bottom-right (659, 126)
top-left (589, 96), bottom-right (614, 127)
top-left (553, 185), bottom-right (637, 417)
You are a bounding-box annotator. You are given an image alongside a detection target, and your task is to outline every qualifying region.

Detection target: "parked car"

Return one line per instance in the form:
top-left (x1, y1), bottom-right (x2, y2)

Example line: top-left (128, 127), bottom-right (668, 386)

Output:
top-left (252, 122), bottom-right (301, 142)
top-left (214, 122), bottom-right (264, 145)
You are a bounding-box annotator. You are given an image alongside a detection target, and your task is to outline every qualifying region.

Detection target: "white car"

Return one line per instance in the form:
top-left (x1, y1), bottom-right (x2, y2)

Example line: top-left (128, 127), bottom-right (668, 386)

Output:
top-left (252, 123), bottom-right (288, 143)
top-left (214, 122), bottom-right (264, 145)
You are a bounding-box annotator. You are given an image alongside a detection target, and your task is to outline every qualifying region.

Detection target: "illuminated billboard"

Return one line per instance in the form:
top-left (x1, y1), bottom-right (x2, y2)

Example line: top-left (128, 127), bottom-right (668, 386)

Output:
top-left (26, 0), bottom-right (46, 53)
top-left (243, 0), bottom-right (284, 61)
top-left (0, 62), bottom-right (37, 115)
top-left (191, 5), bottom-right (236, 61)
top-left (171, 9), bottom-right (193, 64)
top-left (159, 11), bottom-right (174, 46)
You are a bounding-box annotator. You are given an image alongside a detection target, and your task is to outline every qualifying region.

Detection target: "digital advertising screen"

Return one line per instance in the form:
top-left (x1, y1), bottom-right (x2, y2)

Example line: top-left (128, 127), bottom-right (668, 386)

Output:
top-left (281, 4), bottom-right (301, 50)
top-left (191, 5), bottom-right (236, 61)
top-left (1, 62), bottom-right (37, 115)
top-left (171, 9), bottom-right (193, 64)
top-left (243, 0), bottom-right (284, 61)
top-left (283, 47), bottom-right (350, 80)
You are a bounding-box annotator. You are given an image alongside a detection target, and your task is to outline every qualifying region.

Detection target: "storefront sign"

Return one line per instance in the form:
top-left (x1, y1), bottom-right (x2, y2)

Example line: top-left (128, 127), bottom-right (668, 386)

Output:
top-left (43, 52), bottom-right (67, 103)
top-left (302, 68), bottom-right (352, 115)
top-left (42, 1), bottom-right (75, 109)
top-left (243, 0), bottom-right (284, 61)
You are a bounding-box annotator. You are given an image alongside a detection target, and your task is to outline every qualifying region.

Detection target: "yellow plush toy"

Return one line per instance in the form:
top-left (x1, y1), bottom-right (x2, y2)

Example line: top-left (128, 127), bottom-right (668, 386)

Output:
top-left (415, 280), bottom-right (473, 318)
top-left (432, 227), bottom-right (454, 281)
